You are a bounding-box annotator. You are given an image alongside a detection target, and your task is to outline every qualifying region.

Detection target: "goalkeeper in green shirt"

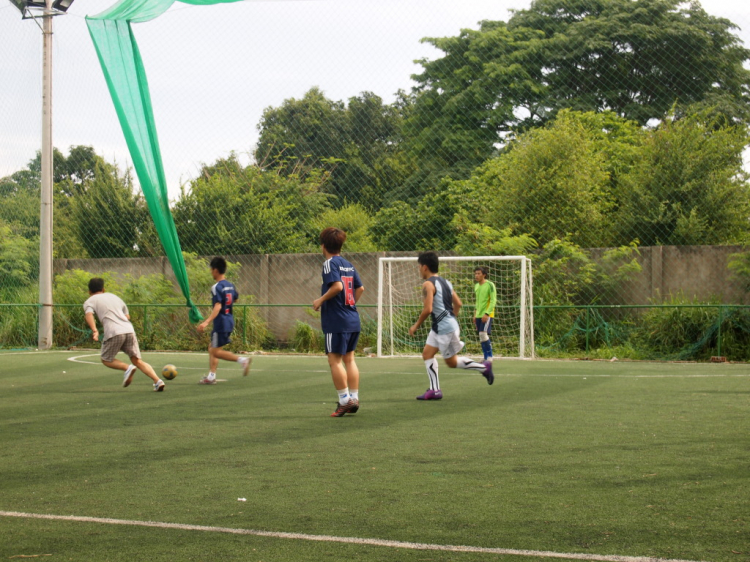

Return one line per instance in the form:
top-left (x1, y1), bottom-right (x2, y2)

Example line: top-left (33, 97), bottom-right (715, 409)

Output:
top-left (474, 266), bottom-right (497, 361)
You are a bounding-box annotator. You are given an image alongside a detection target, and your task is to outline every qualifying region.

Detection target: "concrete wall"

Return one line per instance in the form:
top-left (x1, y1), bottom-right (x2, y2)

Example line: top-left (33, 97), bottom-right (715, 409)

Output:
top-left (54, 246), bottom-right (749, 340)
top-left (589, 245), bottom-right (748, 305)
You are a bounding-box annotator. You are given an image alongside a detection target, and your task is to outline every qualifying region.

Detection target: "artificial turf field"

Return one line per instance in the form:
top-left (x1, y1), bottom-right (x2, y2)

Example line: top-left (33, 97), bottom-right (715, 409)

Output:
top-left (0, 351), bottom-right (747, 562)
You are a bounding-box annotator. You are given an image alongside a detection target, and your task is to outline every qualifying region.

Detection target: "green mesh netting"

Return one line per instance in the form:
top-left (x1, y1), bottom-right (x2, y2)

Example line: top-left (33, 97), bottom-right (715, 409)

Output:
top-left (85, 0), bottom-right (243, 323)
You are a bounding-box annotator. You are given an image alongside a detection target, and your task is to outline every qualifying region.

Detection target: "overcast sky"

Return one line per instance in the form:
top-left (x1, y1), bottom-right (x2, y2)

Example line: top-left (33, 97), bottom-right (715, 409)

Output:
top-left (1, 0), bottom-right (748, 198)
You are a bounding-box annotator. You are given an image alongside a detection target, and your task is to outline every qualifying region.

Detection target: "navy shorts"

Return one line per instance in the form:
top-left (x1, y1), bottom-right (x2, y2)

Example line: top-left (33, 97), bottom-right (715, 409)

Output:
top-left (325, 332), bottom-right (360, 355)
top-left (211, 331), bottom-right (232, 348)
top-left (475, 317), bottom-right (493, 335)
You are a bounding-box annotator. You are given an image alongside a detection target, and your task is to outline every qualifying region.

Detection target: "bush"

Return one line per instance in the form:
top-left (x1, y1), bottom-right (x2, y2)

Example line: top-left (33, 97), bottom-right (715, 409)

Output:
top-left (289, 321), bottom-right (324, 353)
top-left (633, 292), bottom-right (721, 360)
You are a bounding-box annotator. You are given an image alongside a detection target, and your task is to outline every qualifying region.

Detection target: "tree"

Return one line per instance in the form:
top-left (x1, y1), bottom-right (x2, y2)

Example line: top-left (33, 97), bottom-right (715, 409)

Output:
top-left (405, 0), bottom-right (750, 175)
top-left (173, 155), bottom-right (332, 255)
top-left (0, 220), bottom-right (37, 292)
top-left (0, 147), bottom-right (153, 259)
top-left (370, 179), bottom-right (472, 251)
top-left (255, 88), bottom-right (406, 211)
top-left (310, 204), bottom-right (378, 252)
top-left (464, 111), bottom-right (616, 248)
top-left (614, 111), bottom-right (750, 245)
top-left (406, 21), bottom-right (544, 174)
top-left (69, 161), bottom-right (146, 259)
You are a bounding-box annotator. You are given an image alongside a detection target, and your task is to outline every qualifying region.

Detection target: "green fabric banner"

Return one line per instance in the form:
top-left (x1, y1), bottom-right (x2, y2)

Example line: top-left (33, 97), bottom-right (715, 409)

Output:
top-left (86, 0), bottom-right (243, 323)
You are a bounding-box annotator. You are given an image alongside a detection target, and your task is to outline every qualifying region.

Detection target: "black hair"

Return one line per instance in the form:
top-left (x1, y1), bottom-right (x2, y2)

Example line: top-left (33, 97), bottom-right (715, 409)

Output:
top-left (210, 257), bottom-right (227, 275)
top-left (88, 278), bottom-right (105, 293)
top-left (474, 266), bottom-right (489, 277)
top-left (320, 227), bottom-right (347, 254)
top-left (417, 251), bottom-right (439, 274)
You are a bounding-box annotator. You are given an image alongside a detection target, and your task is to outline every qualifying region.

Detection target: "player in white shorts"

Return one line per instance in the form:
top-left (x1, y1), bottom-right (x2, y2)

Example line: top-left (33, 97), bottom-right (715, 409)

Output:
top-left (408, 252), bottom-right (494, 400)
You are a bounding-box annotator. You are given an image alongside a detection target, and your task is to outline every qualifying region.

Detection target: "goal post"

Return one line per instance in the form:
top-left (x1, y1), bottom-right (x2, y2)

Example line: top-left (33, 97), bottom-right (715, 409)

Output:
top-left (377, 256), bottom-right (534, 359)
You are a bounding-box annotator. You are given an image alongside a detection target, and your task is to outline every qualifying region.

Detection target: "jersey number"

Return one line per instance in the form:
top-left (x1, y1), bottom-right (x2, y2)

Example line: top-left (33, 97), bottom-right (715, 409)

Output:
top-left (342, 276), bottom-right (355, 306)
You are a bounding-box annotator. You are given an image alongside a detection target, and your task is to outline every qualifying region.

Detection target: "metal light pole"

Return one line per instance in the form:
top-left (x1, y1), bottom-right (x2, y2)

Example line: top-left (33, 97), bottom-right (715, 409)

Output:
top-left (8, 0), bottom-right (73, 349)
top-left (38, 0), bottom-right (54, 349)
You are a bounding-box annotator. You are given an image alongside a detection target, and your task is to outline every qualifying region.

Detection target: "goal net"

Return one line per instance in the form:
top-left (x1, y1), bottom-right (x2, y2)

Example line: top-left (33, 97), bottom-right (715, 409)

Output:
top-left (377, 256), bottom-right (534, 359)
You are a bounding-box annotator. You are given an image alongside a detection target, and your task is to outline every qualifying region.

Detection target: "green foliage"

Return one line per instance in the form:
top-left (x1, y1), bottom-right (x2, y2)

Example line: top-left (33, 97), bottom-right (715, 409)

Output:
top-left (53, 269), bottom-right (122, 305)
top-left (69, 161), bottom-right (146, 258)
top-left (310, 203), bottom-right (378, 252)
top-left (53, 269), bottom-right (122, 347)
top-left (471, 113), bottom-right (614, 248)
top-left (371, 179), bottom-right (472, 251)
top-left (0, 285), bottom-right (38, 349)
top-left (0, 220), bottom-right (37, 290)
top-left (120, 274), bottom-right (182, 307)
top-left (255, 88), bottom-right (406, 210)
top-left (174, 156), bottom-right (332, 255)
top-left (634, 292), bottom-right (721, 359)
top-left (410, 0), bottom-right (750, 153)
top-left (182, 252), bottom-right (241, 303)
top-left (288, 320), bottom-right (324, 353)
top-left (728, 246), bottom-right (750, 292)
top-left (452, 218), bottom-right (538, 257)
top-left (615, 112), bottom-right (750, 245)
top-left (0, 146), bottom-right (155, 261)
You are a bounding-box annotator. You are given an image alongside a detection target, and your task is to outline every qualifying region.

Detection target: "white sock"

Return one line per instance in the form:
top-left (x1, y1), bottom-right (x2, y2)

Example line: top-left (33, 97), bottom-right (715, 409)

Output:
top-left (207, 372), bottom-right (216, 380)
top-left (337, 388), bottom-right (350, 404)
top-left (456, 357), bottom-right (485, 371)
top-left (349, 390), bottom-right (359, 401)
top-left (237, 357), bottom-right (247, 364)
top-left (424, 359), bottom-right (439, 390)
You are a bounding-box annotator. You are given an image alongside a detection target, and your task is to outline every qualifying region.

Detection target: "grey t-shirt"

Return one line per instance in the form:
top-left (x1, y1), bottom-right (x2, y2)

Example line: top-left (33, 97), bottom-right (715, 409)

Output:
top-left (83, 292), bottom-right (134, 341)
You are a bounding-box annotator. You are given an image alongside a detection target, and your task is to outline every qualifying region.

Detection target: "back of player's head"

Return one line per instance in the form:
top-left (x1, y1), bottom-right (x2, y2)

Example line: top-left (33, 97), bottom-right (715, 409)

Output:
top-left (320, 227), bottom-right (346, 254)
top-left (474, 266), bottom-right (489, 277)
top-left (88, 278), bottom-right (105, 293)
top-left (210, 257), bottom-right (227, 275)
top-left (418, 251), bottom-right (439, 273)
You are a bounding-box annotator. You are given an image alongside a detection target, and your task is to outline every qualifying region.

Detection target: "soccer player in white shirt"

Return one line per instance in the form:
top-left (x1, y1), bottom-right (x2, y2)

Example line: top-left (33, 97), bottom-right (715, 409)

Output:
top-left (83, 277), bottom-right (165, 391)
top-left (408, 252), bottom-right (494, 400)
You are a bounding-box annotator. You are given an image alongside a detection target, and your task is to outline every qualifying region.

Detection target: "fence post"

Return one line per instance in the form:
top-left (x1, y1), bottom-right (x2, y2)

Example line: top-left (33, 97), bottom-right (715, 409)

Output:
top-left (585, 306), bottom-right (590, 354)
top-left (243, 305), bottom-right (247, 347)
top-left (144, 305), bottom-right (149, 349)
top-left (717, 305), bottom-right (724, 357)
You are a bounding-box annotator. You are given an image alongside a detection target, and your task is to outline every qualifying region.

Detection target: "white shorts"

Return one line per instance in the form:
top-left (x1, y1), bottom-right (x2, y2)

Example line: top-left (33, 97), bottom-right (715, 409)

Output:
top-left (425, 329), bottom-right (464, 359)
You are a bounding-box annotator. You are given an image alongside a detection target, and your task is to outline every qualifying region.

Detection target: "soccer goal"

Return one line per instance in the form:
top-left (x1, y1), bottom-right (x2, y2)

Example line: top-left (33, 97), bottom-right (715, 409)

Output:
top-left (377, 256), bottom-right (534, 359)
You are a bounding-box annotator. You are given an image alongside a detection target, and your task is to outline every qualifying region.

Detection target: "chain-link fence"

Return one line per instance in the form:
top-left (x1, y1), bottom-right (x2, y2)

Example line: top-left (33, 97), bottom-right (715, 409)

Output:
top-left (2, 0), bottom-right (750, 359)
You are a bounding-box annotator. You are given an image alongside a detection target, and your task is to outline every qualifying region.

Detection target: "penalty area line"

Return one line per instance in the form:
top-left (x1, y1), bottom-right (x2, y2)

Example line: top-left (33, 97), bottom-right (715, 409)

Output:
top-left (0, 511), bottom-right (705, 562)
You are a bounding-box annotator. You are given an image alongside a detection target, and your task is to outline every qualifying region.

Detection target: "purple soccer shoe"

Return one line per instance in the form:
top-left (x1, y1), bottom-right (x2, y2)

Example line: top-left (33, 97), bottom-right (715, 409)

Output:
top-left (482, 361), bottom-right (494, 385)
top-left (416, 389), bottom-right (443, 400)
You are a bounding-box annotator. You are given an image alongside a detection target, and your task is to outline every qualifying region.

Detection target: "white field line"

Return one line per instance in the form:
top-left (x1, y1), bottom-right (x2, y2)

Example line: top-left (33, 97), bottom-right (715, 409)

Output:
top-left (0, 511), bottom-right (705, 562)
top-left (67, 354), bottom-right (209, 370)
top-left (66, 354), bottom-right (749, 378)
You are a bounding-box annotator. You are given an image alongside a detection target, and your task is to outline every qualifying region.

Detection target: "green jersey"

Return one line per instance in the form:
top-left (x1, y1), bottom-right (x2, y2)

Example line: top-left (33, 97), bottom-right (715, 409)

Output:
top-left (474, 281), bottom-right (497, 318)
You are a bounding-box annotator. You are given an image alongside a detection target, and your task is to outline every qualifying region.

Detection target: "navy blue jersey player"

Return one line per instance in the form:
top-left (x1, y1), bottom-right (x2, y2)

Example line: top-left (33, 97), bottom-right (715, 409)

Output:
top-left (312, 227), bottom-right (364, 417)
top-left (196, 257), bottom-right (252, 384)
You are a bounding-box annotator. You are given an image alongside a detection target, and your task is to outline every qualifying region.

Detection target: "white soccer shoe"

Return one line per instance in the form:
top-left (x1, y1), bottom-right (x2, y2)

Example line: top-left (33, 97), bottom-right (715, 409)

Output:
top-left (122, 365), bottom-right (137, 387)
top-left (241, 357), bottom-right (253, 377)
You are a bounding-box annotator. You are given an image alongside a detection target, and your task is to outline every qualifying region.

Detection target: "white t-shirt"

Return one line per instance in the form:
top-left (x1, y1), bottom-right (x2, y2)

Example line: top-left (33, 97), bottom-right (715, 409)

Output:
top-left (83, 292), bottom-right (134, 341)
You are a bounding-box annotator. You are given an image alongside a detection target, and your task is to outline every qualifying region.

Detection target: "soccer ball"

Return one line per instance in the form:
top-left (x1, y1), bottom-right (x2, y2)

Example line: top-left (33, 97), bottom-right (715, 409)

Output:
top-left (162, 364), bottom-right (178, 380)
